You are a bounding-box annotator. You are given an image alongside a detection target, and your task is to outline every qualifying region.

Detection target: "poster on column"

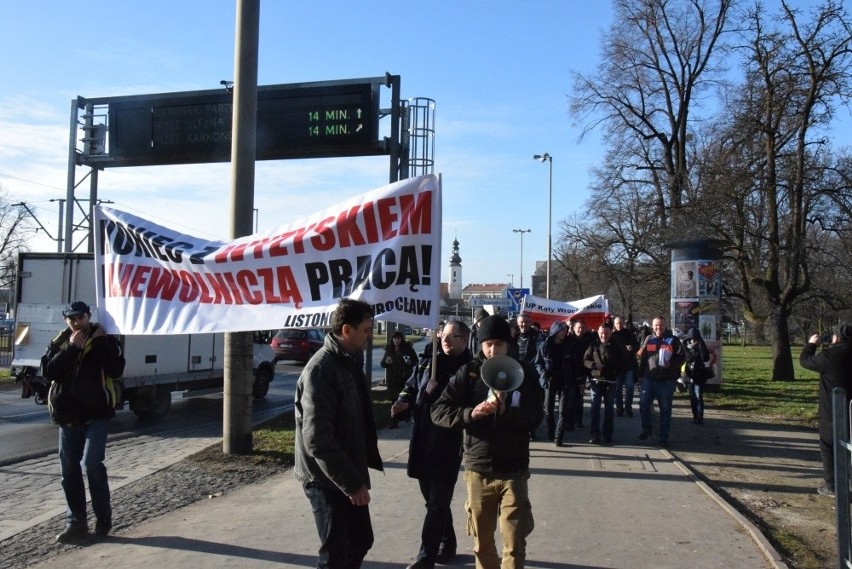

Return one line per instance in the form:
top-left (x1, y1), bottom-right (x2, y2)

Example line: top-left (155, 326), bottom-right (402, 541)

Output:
top-left (93, 174), bottom-right (442, 335)
top-left (519, 294), bottom-right (609, 332)
top-left (672, 260), bottom-right (699, 300)
top-left (698, 260), bottom-right (722, 301)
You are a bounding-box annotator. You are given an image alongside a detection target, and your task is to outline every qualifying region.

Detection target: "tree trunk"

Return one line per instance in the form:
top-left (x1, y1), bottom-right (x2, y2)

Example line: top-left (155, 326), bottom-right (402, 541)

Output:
top-left (768, 308), bottom-right (795, 381)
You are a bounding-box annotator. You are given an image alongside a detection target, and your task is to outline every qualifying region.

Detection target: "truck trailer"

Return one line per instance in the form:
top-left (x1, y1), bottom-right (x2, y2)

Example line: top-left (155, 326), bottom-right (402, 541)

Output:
top-left (12, 252), bottom-right (277, 419)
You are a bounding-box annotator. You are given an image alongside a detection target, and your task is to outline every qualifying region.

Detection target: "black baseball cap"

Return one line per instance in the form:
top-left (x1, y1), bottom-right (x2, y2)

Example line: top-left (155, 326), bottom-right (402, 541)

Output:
top-left (62, 301), bottom-right (90, 318)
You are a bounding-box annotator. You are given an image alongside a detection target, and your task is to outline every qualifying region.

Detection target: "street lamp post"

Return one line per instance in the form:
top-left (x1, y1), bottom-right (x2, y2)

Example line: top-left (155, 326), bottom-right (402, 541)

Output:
top-left (507, 273), bottom-right (514, 287)
top-left (512, 228), bottom-right (531, 290)
top-left (533, 153), bottom-right (552, 298)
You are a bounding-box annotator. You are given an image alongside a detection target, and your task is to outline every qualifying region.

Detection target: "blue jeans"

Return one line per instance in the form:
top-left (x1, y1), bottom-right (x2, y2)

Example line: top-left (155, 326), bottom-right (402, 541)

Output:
top-left (590, 381), bottom-right (616, 438)
top-left (689, 382), bottom-right (704, 420)
top-left (58, 418), bottom-right (111, 526)
top-left (615, 369), bottom-right (635, 412)
top-left (639, 378), bottom-right (676, 444)
top-left (304, 484), bottom-right (373, 568)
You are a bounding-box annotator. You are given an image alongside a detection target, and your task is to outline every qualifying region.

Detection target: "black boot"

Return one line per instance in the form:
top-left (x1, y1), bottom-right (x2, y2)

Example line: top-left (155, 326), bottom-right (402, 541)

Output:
top-left (56, 522), bottom-right (88, 544)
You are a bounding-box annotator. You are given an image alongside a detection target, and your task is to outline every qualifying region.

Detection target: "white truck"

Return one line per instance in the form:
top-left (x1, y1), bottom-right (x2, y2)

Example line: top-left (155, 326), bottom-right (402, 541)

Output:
top-left (11, 252), bottom-right (277, 419)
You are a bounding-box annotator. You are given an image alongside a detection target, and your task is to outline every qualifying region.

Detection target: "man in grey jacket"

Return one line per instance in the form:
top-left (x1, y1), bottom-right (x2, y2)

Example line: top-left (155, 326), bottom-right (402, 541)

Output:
top-left (294, 298), bottom-right (383, 567)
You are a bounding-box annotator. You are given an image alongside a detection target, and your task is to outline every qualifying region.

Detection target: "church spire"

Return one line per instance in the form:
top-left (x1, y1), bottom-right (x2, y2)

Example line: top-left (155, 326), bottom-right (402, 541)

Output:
top-left (448, 234), bottom-right (462, 299)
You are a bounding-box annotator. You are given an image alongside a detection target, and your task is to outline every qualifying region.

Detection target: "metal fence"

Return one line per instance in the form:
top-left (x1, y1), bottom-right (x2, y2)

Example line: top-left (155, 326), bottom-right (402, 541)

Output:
top-left (832, 387), bottom-right (852, 569)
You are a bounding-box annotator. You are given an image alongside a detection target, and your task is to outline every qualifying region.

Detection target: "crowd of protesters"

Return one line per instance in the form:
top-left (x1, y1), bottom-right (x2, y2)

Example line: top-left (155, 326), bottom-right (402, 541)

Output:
top-left (288, 300), bottom-right (848, 566)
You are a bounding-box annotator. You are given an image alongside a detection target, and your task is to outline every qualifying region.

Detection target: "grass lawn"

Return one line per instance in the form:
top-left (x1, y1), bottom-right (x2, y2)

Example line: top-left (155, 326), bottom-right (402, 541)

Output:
top-left (238, 381), bottom-right (395, 465)
top-left (704, 344), bottom-right (820, 425)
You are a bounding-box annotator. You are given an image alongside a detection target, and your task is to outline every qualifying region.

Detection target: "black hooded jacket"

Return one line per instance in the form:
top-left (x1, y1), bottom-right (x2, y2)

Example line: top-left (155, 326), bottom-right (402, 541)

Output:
top-left (683, 327), bottom-right (712, 385)
top-left (534, 321), bottom-right (569, 390)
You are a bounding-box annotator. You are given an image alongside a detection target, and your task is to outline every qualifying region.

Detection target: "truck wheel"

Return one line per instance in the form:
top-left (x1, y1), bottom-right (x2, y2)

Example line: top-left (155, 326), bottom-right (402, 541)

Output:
top-left (130, 386), bottom-right (172, 419)
top-left (151, 386), bottom-right (172, 417)
top-left (253, 363), bottom-right (274, 399)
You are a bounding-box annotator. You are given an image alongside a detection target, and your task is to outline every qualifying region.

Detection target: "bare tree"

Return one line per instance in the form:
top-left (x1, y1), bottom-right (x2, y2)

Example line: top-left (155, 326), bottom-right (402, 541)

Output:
top-left (0, 187), bottom-right (37, 291)
top-left (562, 0), bottom-right (852, 381)
top-left (557, 156), bottom-right (669, 323)
top-left (571, 0), bottom-right (731, 231)
top-left (732, 0), bottom-right (852, 380)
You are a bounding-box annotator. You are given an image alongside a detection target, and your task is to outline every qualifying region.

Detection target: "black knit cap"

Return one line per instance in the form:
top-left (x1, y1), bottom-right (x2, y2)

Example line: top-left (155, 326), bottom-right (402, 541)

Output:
top-left (476, 315), bottom-right (512, 343)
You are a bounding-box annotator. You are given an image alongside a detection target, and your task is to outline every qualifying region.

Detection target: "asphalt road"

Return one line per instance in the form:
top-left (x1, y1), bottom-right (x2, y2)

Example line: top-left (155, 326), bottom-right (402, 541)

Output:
top-left (0, 338), bottom-right (426, 466)
top-left (0, 363), bottom-right (301, 465)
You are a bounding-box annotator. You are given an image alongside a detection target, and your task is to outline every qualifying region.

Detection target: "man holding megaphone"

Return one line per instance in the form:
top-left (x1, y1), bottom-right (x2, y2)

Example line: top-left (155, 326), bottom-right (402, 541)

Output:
top-left (431, 315), bottom-right (544, 569)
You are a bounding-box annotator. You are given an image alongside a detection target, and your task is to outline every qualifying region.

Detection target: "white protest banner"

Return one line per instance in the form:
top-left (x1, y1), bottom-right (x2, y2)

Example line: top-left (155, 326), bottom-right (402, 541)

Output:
top-left (519, 294), bottom-right (609, 331)
top-left (94, 174), bottom-right (442, 335)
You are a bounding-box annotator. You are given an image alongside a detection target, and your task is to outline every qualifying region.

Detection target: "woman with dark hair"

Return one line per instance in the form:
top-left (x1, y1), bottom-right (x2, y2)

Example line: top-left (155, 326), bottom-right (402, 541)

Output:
top-left (381, 330), bottom-right (418, 424)
top-left (683, 327), bottom-right (712, 424)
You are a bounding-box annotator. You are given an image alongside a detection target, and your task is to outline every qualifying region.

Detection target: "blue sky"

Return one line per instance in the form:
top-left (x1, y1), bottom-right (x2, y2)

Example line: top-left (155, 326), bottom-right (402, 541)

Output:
top-left (1, 1), bottom-right (847, 289)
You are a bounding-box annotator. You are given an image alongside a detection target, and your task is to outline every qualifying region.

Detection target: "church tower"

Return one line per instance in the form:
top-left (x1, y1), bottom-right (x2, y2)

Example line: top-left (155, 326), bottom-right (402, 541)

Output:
top-left (448, 237), bottom-right (462, 299)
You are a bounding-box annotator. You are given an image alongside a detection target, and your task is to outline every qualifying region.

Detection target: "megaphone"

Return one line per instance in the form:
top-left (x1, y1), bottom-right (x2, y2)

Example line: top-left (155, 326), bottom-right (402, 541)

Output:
top-left (481, 355), bottom-right (524, 393)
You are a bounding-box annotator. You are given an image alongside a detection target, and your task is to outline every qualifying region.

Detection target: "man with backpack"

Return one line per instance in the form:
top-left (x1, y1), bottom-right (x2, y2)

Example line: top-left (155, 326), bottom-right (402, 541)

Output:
top-left (42, 301), bottom-right (125, 544)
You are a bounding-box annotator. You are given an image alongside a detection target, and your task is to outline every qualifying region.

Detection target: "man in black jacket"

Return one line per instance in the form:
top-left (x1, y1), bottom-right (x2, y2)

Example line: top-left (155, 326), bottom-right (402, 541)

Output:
top-left (584, 323), bottom-right (630, 445)
top-left (517, 313), bottom-right (543, 440)
top-left (392, 320), bottom-right (473, 568)
top-left (611, 317), bottom-right (639, 417)
top-left (42, 301), bottom-right (125, 544)
top-left (566, 319), bottom-right (594, 429)
top-left (800, 322), bottom-right (852, 497)
top-left (534, 320), bottom-right (571, 445)
top-left (431, 316), bottom-right (544, 569)
top-left (294, 298), bottom-right (383, 567)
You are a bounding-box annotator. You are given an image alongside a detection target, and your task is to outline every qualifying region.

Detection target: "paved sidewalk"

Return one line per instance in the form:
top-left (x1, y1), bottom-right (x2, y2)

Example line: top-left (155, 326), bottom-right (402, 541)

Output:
top-left (0, 404), bottom-right (285, 543)
top-left (25, 412), bottom-right (788, 569)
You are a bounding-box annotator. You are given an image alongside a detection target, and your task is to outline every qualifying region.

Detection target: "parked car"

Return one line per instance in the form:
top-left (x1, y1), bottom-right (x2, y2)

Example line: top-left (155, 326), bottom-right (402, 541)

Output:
top-left (270, 328), bottom-right (327, 363)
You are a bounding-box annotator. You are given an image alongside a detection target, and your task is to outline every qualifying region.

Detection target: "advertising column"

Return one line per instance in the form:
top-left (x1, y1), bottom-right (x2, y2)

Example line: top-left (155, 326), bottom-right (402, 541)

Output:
top-left (670, 240), bottom-right (723, 388)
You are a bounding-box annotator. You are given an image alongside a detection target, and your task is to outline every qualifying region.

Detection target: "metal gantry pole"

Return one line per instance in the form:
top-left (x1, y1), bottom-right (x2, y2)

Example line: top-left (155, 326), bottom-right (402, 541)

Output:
top-left (223, 0), bottom-right (259, 456)
top-left (64, 99), bottom-right (80, 253)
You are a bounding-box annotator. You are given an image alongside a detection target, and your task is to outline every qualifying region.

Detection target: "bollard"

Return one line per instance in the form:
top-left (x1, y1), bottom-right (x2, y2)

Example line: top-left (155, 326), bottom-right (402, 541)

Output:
top-left (832, 387), bottom-right (851, 568)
